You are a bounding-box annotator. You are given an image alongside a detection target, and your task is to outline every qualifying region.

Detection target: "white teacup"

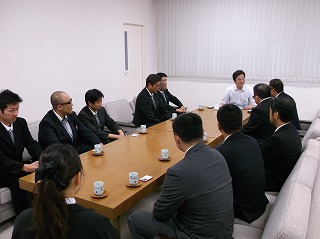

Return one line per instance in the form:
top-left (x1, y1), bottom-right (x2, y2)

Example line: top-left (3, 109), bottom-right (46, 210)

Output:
top-left (94, 144), bottom-right (102, 154)
top-left (172, 113), bottom-right (177, 120)
top-left (199, 104), bottom-right (204, 110)
top-left (203, 132), bottom-right (207, 141)
top-left (161, 149), bottom-right (169, 160)
top-left (140, 125), bottom-right (147, 133)
top-left (129, 172), bottom-right (139, 186)
top-left (93, 181), bottom-right (104, 196)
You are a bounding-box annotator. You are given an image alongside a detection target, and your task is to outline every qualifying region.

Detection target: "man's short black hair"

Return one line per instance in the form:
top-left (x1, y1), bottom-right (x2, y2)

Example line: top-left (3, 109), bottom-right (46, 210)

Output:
top-left (0, 89), bottom-right (23, 113)
top-left (85, 89), bottom-right (104, 106)
top-left (270, 98), bottom-right (294, 123)
top-left (156, 72), bottom-right (167, 79)
top-left (217, 104), bottom-right (242, 134)
top-left (146, 74), bottom-right (161, 87)
top-left (269, 78), bottom-right (284, 93)
top-left (172, 113), bottom-right (203, 143)
top-left (253, 83), bottom-right (271, 99)
top-left (232, 70), bottom-right (245, 81)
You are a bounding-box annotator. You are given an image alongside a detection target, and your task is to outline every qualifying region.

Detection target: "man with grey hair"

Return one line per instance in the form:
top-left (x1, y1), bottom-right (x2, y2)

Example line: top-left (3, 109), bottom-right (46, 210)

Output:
top-left (39, 91), bottom-right (101, 154)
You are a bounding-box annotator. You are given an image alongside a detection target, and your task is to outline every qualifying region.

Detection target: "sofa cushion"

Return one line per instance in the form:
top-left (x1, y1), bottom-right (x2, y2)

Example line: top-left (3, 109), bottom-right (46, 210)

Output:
top-left (232, 224), bottom-right (263, 239)
top-left (0, 202), bottom-right (16, 223)
top-left (0, 187), bottom-right (12, 204)
top-left (104, 99), bottom-right (134, 124)
top-left (306, 165), bottom-right (320, 239)
top-left (303, 138), bottom-right (320, 160)
top-left (262, 182), bottom-right (310, 239)
top-left (234, 193), bottom-right (277, 230)
top-left (302, 119), bottom-right (320, 151)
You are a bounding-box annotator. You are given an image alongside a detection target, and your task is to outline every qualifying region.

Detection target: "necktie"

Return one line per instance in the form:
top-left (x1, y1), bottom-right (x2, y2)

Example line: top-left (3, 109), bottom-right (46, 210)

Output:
top-left (151, 95), bottom-right (156, 109)
top-left (8, 129), bottom-right (15, 145)
top-left (61, 118), bottom-right (73, 140)
top-left (94, 113), bottom-right (101, 128)
top-left (162, 92), bottom-right (167, 103)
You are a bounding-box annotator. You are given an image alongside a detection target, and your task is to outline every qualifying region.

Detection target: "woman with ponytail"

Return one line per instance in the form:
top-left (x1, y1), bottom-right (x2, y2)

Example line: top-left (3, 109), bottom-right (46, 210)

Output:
top-left (12, 143), bottom-right (119, 239)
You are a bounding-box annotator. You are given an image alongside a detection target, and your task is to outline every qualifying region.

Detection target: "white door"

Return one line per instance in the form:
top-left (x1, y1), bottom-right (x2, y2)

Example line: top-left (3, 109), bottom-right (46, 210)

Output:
top-left (124, 24), bottom-right (144, 101)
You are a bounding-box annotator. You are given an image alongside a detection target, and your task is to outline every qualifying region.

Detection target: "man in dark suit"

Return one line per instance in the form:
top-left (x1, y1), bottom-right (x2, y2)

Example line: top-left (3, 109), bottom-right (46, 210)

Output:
top-left (155, 72), bottom-right (186, 114)
top-left (78, 89), bottom-right (125, 144)
top-left (0, 90), bottom-right (42, 214)
top-left (133, 74), bottom-right (171, 127)
top-left (242, 83), bottom-right (275, 143)
top-left (38, 91), bottom-right (101, 154)
top-left (216, 104), bottom-right (268, 223)
top-left (261, 98), bottom-right (302, 192)
top-left (128, 113), bottom-right (234, 239)
top-left (269, 78), bottom-right (301, 130)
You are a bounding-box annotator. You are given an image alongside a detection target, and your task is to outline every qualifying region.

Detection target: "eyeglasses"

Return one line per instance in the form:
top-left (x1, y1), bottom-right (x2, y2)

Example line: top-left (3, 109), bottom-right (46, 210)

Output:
top-left (59, 98), bottom-right (72, 106)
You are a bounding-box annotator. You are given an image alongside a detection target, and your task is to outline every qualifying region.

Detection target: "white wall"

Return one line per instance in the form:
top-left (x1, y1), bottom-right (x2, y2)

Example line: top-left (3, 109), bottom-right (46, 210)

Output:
top-left (0, 0), bottom-right (158, 121)
top-left (168, 77), bottom-right (320, 121)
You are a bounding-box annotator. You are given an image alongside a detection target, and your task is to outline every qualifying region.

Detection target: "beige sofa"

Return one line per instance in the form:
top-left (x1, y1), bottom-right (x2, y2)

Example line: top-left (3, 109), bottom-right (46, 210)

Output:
top-left (233, 137), bottom-right (320, 238)
top-left (0, 120), bottom-right (40, 223)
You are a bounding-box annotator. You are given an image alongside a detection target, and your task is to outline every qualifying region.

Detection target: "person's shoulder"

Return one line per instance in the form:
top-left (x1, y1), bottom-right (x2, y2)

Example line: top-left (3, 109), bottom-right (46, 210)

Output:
top-left (226, 84), bottom-right (236, 91)
top-left (69, 204), bottom-right (105, 219)
top-left (40, 110), bottom-right (55, 122)
top-left (15, 117), bottom-right (27, 124)
top-left (78, 106), bottom-right (89, 116)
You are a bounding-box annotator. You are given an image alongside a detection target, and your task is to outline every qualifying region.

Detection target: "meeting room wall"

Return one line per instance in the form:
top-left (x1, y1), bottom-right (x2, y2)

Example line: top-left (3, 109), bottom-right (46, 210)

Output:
top-left (157, 0), bottom-right (320, 121)
top-left (0, 0), bottom-right (158, 122)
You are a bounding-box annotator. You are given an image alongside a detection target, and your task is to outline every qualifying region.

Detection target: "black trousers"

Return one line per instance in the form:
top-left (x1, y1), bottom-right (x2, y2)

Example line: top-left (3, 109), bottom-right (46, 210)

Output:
top-left (0, 171), bottom-right (31, 215)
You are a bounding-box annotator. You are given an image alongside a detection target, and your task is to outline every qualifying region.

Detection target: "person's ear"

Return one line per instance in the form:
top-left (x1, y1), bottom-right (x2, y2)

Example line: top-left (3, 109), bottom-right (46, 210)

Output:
top-left (74, 172), bottom-right (81, 186)
top-left (173, 134), bottom-right (181, 145)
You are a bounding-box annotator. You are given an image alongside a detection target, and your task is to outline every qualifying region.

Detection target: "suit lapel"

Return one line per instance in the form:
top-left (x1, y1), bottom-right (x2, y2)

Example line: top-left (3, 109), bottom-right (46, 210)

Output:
top-left (0, 123), bottom-right (15, 148)
top-left (51, 110), bottom-right (73, 141)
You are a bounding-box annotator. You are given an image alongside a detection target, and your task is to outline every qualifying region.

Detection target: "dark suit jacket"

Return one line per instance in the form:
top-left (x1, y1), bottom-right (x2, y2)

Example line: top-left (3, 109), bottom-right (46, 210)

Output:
top-left (277, 92), bottom-right (301, 130)
top-left (242, 98), bottom-right (275, 143)
top-left (261, 122), bottom-right (302, 192)
top-left (0, 117), bottom-right (42, 186)
top-left (153, 141), bottom-right (234, 238)
top-left (156, 89), bottom-right (183, 113)
top-left (12, 204), bottom-right (119, 239)
top-left (216, 132), bottom-right (269, 223)
top-left (78, 106), bottom-right (122, 144)
top-left (38, 110), bottom-right (101, 154)
top-left (133, 88), bottom-right (170, 127)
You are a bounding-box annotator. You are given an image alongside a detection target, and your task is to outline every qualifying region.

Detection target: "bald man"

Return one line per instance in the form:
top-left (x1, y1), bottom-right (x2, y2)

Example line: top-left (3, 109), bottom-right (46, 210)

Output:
top-left (38, 91), bottom-right (101, 154)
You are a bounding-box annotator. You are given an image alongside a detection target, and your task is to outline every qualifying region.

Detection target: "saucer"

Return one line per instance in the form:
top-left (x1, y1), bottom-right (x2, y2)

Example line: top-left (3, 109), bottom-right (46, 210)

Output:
top-left (92, 150), bottom-right (104, 156)
top-left (90, 190), bottom-right (108, 198)
top-left (138, 131), bottom-right (148, 134)
top-left (126, 181), bottom-right (142, 188)
top-left (159, 156), bottom-right (171, 161)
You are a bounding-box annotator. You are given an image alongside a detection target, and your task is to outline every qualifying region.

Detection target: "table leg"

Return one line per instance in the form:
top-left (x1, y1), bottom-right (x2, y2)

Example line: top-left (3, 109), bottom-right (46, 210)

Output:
top-left (112, 216), bottom-right (121, 234)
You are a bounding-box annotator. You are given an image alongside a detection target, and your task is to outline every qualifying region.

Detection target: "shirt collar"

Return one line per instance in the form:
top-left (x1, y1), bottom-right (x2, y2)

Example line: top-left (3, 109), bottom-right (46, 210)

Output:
top-left (232, 84), bottom-right (245, 92)
top-left (185, 143), bottom-right (197, 155)
top-left (275, 122), bottom-right (290, 133)
top-left (1, 121), bottom-right (13, 131)
top-left (146, 88), bottom-right (153, 96)
top-left (89, 107), bottom-right (97, 115)
top-left (275, 92), bottom-right (283, 98)
top-left (260, 97), bottom-right (271, 103)
top-left (53, 109), bottom-right (66, 121)
top-left (65, 198), bottom-right (76, 204)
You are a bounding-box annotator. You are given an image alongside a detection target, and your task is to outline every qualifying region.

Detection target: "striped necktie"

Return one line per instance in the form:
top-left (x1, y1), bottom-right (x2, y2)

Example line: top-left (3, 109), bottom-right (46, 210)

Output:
top-left (94, 113), bottom-right (101, 128)
top-left (151, 95), bottom-right (156, 108)
top-left (8, 129), bottom-right (15, 144)
top-left (61, 118), bottom-right (73, 140)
